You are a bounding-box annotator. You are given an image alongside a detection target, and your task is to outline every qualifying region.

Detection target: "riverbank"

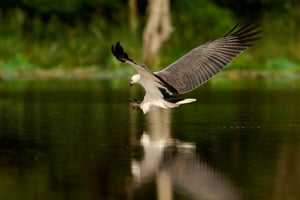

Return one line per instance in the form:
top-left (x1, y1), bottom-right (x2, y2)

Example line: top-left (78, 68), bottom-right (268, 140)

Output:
top-left (1, 66), bottom-right (299, 81)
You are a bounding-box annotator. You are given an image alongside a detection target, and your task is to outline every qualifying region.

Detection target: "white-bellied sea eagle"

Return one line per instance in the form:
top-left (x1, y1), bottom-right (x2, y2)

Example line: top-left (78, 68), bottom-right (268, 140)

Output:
top-left (111, 23), bottom-right (261, 114)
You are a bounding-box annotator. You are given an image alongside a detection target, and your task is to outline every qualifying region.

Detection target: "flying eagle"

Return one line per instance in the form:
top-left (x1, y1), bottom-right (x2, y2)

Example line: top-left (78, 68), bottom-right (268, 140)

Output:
top-left (111, 23), bottom-right (261, 114)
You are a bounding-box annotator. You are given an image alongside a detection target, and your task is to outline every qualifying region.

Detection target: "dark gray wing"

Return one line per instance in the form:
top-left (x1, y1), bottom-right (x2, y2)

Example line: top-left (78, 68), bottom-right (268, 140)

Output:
top-left (111, 42), bottom-right (158, 80)
top-left (155, 23), bottom-right (261, 94)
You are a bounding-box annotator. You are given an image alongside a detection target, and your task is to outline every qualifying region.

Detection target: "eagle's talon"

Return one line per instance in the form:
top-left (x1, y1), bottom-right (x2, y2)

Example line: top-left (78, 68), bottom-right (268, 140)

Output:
top-left (128, 99), bottom-right (141, 110)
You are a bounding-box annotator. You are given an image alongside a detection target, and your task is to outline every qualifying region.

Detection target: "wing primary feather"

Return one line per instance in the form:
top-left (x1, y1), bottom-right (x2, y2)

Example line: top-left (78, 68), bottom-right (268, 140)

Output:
top-left (111, 41), bottom-right (133, 63)
top-left (112, 42), bottom-right (161, 82)
top-left (111, 41), bottom-right (147, 68)
top-left (209, 54), bottom-right (228, 66)
top-left (202, 63), bottom-right (215, 78)
top-left (224, 23), bottom-right (239, 37)
top-left (232, 22), bottom-right (260, 36)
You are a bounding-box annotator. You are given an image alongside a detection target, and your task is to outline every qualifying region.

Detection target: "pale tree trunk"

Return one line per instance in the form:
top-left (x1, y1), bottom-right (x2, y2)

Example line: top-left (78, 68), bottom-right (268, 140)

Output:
top-left (272, 143), bottom-right (300, 200)
top-left (128, 0), bottom-right (137, 32)
top-left (143, 0), bottom-right (173, 67)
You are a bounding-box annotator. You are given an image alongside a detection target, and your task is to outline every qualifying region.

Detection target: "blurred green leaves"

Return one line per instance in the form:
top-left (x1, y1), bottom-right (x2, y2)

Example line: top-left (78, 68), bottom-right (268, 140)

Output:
top-left (266, 58), bottom-right (298, 71)
top-left (0, 0), bottom-right (300, 79)
top-left (1, 55), bottom-right (35, 79)
top-left (18, 0), bottom-right (124, 14)
top-left (21, 0), bottom-right (82, 13)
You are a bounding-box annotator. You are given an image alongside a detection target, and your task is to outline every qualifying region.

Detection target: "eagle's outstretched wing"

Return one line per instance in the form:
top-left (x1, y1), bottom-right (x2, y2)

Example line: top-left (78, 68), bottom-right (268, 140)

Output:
top-left (111, 42), bottom-right (156, 80)
top-left (155, 23), bottom-right (261, 94)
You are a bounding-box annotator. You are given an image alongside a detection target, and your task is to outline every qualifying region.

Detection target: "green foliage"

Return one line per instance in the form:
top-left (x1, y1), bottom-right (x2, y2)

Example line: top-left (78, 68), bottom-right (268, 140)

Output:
top-left (0, 0), bottom-right (300, 79)
top-left (1, 55), bottom-right (35, 79)
top-left (4, 0), bottom-right (125, 16)
top-left (212, 0), bottom-right (297, 17)
top-left (266, 58), bottom-right (298, 71)
top-left (0, 8), bottom-right (132, 68)
top-left (21, 0), bottom-right (82, 13)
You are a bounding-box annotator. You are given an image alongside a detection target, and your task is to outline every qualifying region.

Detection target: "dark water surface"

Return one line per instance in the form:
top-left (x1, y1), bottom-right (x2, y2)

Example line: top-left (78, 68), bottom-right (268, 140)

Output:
top-left (0, 80), bottom-right (299, 200)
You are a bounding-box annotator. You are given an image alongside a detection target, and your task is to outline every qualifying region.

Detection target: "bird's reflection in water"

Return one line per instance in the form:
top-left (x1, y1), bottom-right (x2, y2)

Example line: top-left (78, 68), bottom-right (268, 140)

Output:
top-left (129, 108), bottom-right (241, 200)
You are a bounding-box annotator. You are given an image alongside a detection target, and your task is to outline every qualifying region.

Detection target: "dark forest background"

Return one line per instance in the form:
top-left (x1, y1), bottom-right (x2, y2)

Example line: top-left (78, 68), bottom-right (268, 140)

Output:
top-left (0, 0), bottom-right (299, 79)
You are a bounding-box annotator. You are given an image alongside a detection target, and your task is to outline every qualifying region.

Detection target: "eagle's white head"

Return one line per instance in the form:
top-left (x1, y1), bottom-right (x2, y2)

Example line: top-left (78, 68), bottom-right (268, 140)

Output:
top-left (130, 74), bottom-right (141, 86)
